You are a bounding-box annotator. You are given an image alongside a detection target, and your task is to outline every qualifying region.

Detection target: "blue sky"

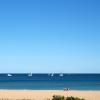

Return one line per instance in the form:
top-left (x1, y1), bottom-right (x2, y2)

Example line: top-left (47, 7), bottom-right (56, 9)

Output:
top-left (0, 0), bottom-right (100, 73)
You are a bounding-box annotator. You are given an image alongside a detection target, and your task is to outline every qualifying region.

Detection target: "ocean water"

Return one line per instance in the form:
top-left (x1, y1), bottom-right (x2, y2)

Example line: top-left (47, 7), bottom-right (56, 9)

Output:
top-left (0, 73), bottom-right (100, 90)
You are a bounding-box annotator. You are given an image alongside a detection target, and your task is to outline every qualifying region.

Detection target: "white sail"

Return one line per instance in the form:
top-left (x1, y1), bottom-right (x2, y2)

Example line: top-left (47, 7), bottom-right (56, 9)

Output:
top-left (28, 72), bottom-right (32, 76)
top-left (59, 73), bottom-right (63, 77)
top-left (51, 73), bottom-right (54, 76)
top-left (7, 74), bottom-right (12, 77)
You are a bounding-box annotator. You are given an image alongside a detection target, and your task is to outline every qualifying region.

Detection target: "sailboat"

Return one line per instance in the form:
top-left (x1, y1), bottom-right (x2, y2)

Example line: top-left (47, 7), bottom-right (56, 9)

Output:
top-left (28, 72), bottom-right (32, 76)
top-left (59, 73), bottom-right (63, 77)
top-left (7, 73), bottom-right (12, 77)
top-left (51, 73), bottom-right (54, 77)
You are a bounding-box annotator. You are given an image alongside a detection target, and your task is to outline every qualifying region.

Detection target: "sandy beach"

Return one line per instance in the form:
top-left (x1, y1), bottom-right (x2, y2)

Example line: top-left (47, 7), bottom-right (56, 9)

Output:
top-left (0, 90), bottom-right (99, 100)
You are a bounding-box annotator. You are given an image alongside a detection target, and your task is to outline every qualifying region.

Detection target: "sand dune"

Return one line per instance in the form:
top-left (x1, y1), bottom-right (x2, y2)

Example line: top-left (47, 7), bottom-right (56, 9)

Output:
top-left (0, 90), bottom-right (100, 100)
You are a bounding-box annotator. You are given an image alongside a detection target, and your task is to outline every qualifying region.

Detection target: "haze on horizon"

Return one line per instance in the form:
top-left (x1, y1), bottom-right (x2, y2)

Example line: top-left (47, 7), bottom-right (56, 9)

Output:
top-left (0, 0), bottom-right (100, 73)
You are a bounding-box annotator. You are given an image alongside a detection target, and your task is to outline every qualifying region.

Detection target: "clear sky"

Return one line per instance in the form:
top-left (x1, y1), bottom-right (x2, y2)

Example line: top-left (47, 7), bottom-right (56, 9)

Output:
top-left (0, 0), bottom-right (100, 73)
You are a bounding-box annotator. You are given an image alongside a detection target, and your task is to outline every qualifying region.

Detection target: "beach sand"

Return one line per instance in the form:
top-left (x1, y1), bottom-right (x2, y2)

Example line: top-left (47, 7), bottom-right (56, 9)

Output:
top-left (0, 90), bottom-right (100, 100)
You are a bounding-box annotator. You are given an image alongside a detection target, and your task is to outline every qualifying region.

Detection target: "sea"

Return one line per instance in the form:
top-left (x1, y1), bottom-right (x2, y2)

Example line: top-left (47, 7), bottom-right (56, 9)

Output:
top-left (0, 73), bottom-right (100, 90)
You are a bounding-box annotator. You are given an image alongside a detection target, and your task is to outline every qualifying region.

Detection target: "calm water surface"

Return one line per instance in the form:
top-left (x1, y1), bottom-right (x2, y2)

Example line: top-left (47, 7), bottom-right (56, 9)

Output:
top-left (0, 73), bottom-right (100, 90)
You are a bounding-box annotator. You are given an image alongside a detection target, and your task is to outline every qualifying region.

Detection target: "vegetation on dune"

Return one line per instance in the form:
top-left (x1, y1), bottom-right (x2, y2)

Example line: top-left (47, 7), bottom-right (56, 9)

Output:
top-left (52, 95), bottom-right (65, 100)
top-left (52, 95), bottom-right (85, 100)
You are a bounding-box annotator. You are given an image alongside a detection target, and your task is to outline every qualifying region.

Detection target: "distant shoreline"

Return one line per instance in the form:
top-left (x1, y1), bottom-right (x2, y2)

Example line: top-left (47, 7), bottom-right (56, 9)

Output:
top-left (0, 73), bottom-right (100, 74)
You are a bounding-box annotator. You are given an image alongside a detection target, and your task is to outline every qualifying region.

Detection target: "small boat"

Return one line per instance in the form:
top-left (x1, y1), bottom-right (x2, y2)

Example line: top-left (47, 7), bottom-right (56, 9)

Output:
top-left (28, 72), bottom-right (32, 76)
top-left (59, 73), bottom-right (63, 77)
top-left (51, 73), bottom-right (54, 77)
top-left (7, 74), bottom-right (12, 77)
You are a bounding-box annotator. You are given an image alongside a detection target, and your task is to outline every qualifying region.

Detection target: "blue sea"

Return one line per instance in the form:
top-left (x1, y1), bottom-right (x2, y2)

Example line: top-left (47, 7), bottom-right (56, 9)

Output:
top-left (0, 73), bottom-right (100, 90)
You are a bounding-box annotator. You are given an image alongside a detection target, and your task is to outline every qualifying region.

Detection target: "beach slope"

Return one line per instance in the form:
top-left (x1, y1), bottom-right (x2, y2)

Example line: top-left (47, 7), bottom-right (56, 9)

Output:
top-left (0, 90), bottom-right (100, 100)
